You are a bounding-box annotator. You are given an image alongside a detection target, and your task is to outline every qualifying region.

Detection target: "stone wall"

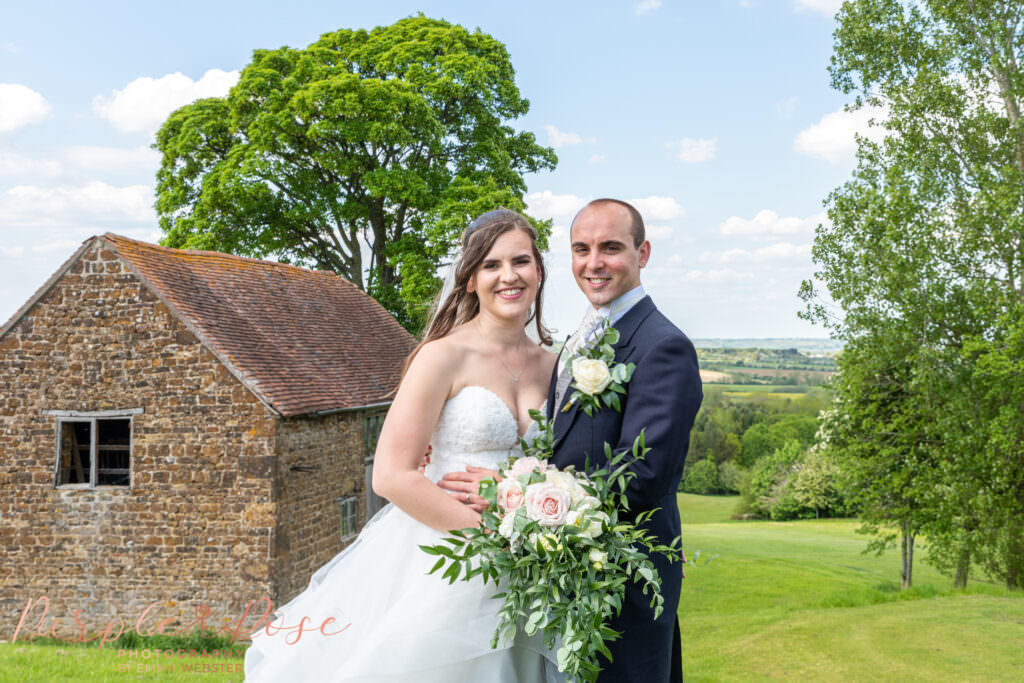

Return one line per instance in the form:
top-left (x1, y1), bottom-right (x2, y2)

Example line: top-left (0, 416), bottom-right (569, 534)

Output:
top-left (0, 241), bottom-right (278, 639)
top-left (271, 411), bottom-right (370, 604)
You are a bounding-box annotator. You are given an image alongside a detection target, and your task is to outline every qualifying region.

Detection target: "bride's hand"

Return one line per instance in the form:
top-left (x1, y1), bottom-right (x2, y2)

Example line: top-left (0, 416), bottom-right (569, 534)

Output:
top-left (438, 466), bottom-right (500, 513)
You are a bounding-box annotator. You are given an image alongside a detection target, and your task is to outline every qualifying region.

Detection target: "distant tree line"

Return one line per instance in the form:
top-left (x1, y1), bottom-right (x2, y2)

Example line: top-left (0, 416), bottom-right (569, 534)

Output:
top-left (680, 388), bottom-right (850, 521)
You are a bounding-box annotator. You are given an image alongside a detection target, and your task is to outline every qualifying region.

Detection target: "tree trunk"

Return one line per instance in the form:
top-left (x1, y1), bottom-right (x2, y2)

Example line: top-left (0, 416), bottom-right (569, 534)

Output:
top-left (900, 523), bottom-right (915, 590)
top-left (954, 546), bottom-right (970, 589)
top-left (1006, 526), bottom-right (1024, 590)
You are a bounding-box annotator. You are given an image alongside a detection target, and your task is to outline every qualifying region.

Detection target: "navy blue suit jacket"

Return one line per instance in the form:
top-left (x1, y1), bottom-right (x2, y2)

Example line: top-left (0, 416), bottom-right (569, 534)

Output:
top-left (546, 296), bottom-right (702, 683)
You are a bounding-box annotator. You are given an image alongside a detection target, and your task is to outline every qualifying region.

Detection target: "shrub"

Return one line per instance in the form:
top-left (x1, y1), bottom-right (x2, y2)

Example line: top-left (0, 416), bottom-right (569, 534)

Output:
top-left (681, 459), bottom-right (720, 495)
top-left (718, 460), bottom-right (746, 494)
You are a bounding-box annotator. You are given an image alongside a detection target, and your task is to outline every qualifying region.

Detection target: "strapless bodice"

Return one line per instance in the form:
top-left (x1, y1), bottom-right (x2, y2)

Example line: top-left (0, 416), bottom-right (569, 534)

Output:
top-left (423, 386), bottom-right (540, 483)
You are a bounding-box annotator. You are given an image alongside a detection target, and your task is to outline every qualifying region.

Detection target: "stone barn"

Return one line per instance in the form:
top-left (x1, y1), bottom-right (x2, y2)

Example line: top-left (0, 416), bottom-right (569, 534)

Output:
top-left (0, 233), bottom-right (415, 639)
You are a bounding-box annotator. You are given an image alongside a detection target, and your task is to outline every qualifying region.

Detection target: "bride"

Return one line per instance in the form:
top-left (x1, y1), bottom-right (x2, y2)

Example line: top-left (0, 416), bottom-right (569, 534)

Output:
top-left (244, 209), bottom-right (558, 682)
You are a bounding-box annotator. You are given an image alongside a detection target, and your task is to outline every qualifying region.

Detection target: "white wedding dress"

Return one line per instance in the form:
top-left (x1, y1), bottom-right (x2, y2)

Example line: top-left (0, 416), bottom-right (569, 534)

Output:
top-left (244, 386), bottom-right (551, 682)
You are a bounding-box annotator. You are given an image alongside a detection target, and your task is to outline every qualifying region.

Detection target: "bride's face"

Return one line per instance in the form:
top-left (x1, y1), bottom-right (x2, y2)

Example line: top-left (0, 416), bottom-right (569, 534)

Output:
top-left (468, 228), bottom-right (542, 320)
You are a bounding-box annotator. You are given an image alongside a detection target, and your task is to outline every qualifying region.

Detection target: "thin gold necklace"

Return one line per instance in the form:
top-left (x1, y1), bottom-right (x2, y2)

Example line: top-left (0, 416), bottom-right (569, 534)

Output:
top-left (475, 318), bottom-right (526, 383)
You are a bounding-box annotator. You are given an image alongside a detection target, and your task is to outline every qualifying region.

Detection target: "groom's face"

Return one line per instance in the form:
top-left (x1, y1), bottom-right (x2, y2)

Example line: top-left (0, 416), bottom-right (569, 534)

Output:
top-left (570, 204), bottom-right (650, 308)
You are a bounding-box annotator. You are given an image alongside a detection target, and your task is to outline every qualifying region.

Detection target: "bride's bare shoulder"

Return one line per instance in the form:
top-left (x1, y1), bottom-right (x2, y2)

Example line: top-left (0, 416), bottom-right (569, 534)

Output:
top-left (407, 326), bottom-right (477, 375)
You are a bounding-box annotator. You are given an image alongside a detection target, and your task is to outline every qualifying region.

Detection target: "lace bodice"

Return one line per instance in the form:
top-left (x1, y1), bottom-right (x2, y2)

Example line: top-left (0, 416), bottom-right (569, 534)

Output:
top-left (423, 386), bottom-right (540, 483)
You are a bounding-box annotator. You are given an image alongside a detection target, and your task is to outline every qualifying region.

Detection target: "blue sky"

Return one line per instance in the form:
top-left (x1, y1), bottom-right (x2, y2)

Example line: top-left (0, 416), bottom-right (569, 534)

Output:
top-left (0, 0), bottom-right (864, 338)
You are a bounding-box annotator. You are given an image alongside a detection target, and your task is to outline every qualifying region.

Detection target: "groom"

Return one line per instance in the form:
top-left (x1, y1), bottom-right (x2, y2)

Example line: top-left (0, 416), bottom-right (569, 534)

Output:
top-left (549, 198), bottom-right (702, 683)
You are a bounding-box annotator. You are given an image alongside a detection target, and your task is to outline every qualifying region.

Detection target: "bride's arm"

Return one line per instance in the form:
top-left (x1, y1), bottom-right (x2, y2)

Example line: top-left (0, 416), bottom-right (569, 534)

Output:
top-left (371, 341), bottom-right (483, 532)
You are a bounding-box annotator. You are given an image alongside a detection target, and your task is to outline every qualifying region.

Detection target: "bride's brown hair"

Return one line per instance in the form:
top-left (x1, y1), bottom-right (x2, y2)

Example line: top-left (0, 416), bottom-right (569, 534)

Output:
top-left (403, 209), bottom-right (553, 374)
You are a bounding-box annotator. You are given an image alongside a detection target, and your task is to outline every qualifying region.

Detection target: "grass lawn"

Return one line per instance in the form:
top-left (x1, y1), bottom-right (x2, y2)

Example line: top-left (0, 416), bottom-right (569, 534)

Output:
top-left (5, 495), bottom-right (1021, 681)
top-left (677, 493), bottom-right (1024, 681)
top-left (0, 642), bottom-right (245, 682)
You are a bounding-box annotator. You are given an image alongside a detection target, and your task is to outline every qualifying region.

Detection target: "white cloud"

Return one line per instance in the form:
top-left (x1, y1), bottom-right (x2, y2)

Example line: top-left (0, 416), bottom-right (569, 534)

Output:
top-left (668, 254), bottom-right (683, 264)
top-left (683, 269), bottom-right (754, 282)
top-left (793, 0), bottom-right (843, 15)
top-left (753, 242), bottom-right (812, 261)
top-left (739, 0), bottom-right (756, 7)
top-left (700, 242), bottom-right (812, 264)
top-left (0, 150), bottom-right (62, 178)
top-left (0, 181), bottom-right (156, 227)
top-left (666, 137), bottom-right (717, 163)
top-left (588, 153), bottom-right (606, 165)
top-left (630, 196), bottom-right (685, 221)
top-left (646, 224), bottom-right (674, 239)
top-left (544, 124), bottom-right (596, 149)
top-left (5, 43), bottom-right (18, 54)
top-left (0, 246), bottom-right (25, 258)
top-left (92, 69), bottom-right (239, 134)
top-left (719, 209), bottom-right (826, 239)
top-left (545, 223), bottom-right (572, 253)
top-left (635, 0), bottom-right (663, 15)
top-left (65, 145), bottom-right (161, 172)
top-left (31, 240), bottom-right (86, 253)
top-left (0, 84), bottom-right (52, 133)
top-left (526, 190), bottom-right (585, 222)
top-left (794, 105), bottom-right (886, 164)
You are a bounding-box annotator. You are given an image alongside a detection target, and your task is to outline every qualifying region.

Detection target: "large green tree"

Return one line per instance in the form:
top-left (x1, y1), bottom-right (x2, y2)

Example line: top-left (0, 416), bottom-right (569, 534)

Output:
top-left (802, 0), bottom-right (1024, 588)
top-left (154, 16), bottom-right (556, 331)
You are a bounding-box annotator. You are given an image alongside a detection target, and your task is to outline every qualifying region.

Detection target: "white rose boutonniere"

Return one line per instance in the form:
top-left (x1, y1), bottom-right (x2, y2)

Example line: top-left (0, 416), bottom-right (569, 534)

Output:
top-left (563, 319), bottom-right (635, 416)
top-left (572, 358), bottom-right (612, 395)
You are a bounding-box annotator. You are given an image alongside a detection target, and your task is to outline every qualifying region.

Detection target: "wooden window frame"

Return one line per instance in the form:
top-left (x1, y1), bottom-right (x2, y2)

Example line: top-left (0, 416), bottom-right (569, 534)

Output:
top-left (338, 495), bottom-right (359, 542)
top-left (47, 408), bottom-right (142, 489)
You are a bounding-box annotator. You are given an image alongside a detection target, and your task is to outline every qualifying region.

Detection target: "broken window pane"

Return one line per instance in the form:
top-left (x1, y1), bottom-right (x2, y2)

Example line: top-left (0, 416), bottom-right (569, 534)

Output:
top-left (97, 419), bottom-right (131, 486)
top-left (58, 421), bottom-right (91, 485)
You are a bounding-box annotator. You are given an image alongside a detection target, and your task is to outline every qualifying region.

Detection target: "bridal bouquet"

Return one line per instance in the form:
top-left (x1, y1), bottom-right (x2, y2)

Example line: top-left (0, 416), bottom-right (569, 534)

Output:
top-left (420, 412), bottom-right (680, 683)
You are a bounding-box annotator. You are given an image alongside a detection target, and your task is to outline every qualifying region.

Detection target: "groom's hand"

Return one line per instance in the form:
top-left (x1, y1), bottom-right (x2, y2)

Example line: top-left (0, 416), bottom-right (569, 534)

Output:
top-left (438, 467), bottom-right (500, 513)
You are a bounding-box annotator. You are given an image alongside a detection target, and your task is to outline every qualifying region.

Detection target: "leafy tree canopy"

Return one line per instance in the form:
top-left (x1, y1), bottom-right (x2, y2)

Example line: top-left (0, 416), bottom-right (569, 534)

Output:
top-left (154, 15), bottom-right (557, 331)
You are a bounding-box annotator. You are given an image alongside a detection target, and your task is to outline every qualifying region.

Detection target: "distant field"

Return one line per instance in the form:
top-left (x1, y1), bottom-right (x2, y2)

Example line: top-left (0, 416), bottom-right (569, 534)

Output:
top-left (726, 366), bottom-right (834, 380)
top-left (698, 369), bottom-right (732, 383)
top-left (707, 384), bottom-right (812, 400)
top-left (677, 494), bottom-right (1024, 681)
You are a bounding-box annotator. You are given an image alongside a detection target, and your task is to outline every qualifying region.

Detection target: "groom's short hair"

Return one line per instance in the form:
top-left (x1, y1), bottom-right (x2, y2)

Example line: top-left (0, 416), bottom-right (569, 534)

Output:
top-left (574, 198), bottom-right (646, 248)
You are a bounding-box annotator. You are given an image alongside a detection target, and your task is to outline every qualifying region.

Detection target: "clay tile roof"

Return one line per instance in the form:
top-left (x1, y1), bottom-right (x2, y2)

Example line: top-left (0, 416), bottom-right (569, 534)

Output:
top-left (103, 233), bottom-right (416, 417)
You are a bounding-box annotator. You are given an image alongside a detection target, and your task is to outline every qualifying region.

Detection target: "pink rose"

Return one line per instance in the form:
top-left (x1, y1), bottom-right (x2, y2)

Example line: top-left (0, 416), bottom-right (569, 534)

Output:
top-left (524, 483), bottom-right (571, 527)
top-left (497, 479), bottom-right (525, 512)
top-left (509, 456), bottom-right (548, 479)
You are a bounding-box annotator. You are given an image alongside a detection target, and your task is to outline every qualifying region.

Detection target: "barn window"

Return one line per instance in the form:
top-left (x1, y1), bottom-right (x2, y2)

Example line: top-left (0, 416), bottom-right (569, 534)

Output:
top-left (338, 496), bottom-right (359, 541)
top-left (49, 409), bottom-right (141, 487)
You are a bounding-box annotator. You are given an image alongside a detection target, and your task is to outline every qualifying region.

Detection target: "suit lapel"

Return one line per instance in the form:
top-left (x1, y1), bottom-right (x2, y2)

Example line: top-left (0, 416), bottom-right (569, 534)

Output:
top-left (552, 296), bottom-right (656, 445)
top-left (546, 338), bottom-right (568, 422)
top-left (611, 295), bottom-right (654, 352)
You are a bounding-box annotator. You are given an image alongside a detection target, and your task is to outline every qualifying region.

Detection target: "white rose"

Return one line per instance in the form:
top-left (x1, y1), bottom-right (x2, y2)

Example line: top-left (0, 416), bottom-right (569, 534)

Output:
top-left (579, 510), bottom-right (609, 539)
top-left (589, 548), bottom-right (608, 570)
top-left (572, 358), bottom-right (612, 395)
top-left (544, 470), bottom-right (577, 494)
top-left (498, 512), bottom-right (517, 540)
top-left (509, 456), bottom-right (547, 479)
top-left (565, 510), bottom-right (581, 528)
top-left (496, 479), bottom-right (525, 512)
top-left (565, 509), bottom-right (605, 539)
top-left (569, 482), bottom-right (590, 505)
top-left (524, 482), bottom-right (571, 527)
top-left (576, 495), bottom-right (601, 512)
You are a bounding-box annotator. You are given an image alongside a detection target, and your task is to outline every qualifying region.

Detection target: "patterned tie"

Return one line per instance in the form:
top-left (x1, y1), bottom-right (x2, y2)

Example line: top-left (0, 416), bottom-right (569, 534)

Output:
top-left (554, 307), bottom-right (605, 416)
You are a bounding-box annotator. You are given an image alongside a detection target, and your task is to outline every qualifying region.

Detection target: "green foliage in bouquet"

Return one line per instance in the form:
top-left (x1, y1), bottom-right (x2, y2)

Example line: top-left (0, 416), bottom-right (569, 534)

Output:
top-left (563, 322), bottom-right (636, 417)
top-left (420, 412), bottom-right (680, 683)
